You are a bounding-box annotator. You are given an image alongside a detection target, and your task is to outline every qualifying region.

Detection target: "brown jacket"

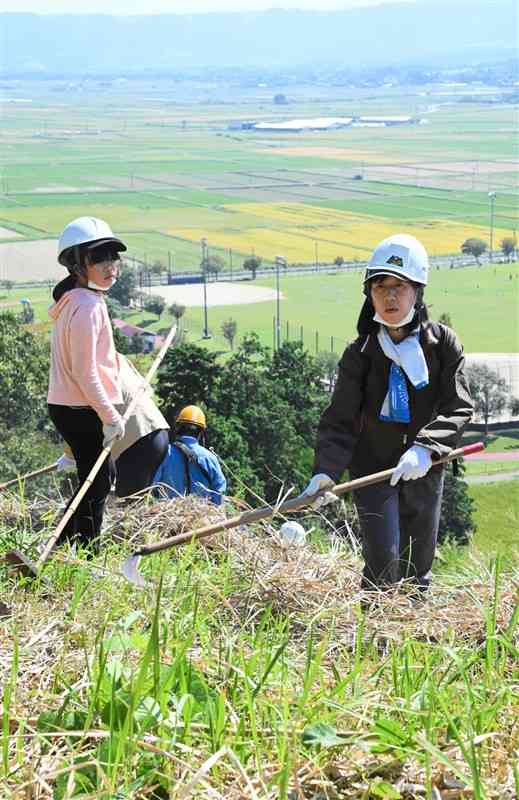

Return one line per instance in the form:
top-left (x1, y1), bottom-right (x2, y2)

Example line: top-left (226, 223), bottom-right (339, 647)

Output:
top-left (313, 322), bottom-right (473, 481)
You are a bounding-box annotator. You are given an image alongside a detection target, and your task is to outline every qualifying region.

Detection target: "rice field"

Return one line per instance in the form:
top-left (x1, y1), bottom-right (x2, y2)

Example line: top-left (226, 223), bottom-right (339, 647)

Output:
top-left (174, 202), bottom-right (514, 262)
top-left (1, 83), bottom-right (517, 278)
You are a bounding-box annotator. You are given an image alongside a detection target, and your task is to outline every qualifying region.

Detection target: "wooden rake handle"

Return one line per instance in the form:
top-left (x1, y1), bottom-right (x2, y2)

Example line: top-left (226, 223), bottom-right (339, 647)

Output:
top-left (37, 322), bottom-right (178, 570)
top-left (134, 441), bottom-right (485, 558)
top-left (0, 462), bottom-right (59, 492)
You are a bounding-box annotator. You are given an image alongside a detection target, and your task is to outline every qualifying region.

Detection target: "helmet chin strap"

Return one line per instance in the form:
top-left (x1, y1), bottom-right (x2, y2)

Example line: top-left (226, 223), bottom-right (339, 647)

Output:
top-left (373, 305), bottom-right (417, 329)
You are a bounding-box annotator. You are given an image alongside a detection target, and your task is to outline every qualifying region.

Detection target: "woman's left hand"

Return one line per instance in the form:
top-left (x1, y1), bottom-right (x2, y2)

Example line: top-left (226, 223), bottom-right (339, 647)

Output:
top-left (390, 445), bottom-right (432, 485)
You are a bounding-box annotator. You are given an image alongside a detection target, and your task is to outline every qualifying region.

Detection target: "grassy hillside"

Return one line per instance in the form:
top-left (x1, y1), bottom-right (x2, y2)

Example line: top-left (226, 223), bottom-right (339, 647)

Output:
top-left (0, 491), bottom-right (517, 798)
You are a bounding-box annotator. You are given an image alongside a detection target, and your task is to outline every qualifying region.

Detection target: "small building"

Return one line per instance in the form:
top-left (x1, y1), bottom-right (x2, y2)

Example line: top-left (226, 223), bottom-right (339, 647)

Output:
top-left (251, 117), bottom-right (353, 132)
top-left (357, 115), bottom-right (417, 126)
top-left (113, 319), bottom-right (163, 353)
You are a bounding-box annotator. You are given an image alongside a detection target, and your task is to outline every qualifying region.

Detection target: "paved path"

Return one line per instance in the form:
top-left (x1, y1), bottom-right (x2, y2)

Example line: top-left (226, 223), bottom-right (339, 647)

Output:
top-left (465, 470), bottom-right (519, 485)
top-left (466, 451), bottom-right (519, 462)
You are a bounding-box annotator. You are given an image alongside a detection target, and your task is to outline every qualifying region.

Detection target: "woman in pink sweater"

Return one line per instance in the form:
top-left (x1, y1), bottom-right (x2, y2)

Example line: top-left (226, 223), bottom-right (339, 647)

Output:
top-left (48, 216), bottom-right (127, 550)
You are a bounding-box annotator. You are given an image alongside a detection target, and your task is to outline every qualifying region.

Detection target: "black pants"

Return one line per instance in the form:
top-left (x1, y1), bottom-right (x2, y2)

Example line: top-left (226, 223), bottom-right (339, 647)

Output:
top-left (48, 404), bottom-right (115, 547)
top-left (353, 466), bottom-right (444, 591)
top-left (115, 429), bottom-right (169, 498)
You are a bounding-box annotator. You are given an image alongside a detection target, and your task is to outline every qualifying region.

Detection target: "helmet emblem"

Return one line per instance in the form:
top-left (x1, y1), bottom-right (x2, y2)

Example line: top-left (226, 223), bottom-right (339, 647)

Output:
top-left (386, 254), bottom-right (403, 267)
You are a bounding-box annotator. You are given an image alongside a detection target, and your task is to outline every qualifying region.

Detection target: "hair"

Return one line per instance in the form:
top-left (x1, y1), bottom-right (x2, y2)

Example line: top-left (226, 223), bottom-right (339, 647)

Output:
top-left (52, 274), bottom-right (78, 302)
top-left (357, 280), bottom-right (428, 336)
top-left (176, 422), bottom-right (207, 445)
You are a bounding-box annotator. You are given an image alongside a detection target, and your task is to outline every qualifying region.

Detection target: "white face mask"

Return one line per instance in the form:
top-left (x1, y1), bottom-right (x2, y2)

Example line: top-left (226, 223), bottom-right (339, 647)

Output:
top-left (88, 277), bottom-right (117, 291)
top-left (373, 305), bottom-right (416, 329)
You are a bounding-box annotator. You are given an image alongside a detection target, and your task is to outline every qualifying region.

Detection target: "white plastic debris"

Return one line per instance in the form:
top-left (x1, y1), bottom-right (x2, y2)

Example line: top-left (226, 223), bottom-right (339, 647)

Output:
top-left (279, 521), bottom-right (307, 546)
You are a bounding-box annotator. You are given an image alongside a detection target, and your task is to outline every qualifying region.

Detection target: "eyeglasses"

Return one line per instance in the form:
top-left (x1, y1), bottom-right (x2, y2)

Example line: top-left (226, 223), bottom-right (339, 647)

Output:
top-left (89, 245), bottom-right (122, 266)
top-left (371, 282), bottom-right (411, 297)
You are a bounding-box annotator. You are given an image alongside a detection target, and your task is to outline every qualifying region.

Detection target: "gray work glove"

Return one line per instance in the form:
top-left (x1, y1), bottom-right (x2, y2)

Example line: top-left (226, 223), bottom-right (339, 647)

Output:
top-left (301, 473), bottom-right (338, 510)
top-left (56, 453), bottom-right (76, 472)
top-left (102, 417), bottom-right (125, 448)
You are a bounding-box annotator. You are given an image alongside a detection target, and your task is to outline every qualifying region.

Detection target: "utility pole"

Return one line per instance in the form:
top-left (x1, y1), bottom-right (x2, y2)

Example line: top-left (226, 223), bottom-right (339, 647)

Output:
top-left (201, 237), bottom-right (211, 339)
top-left (488, 191), bottom-right (496, 262)
top-left (274, 255), bottom-right (286, 351)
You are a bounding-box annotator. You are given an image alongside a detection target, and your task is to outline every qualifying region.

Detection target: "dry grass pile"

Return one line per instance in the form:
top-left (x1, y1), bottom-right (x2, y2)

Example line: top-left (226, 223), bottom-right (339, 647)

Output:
top-left (0, 494), bottom-right (517, 799)
top-left (110, 494), bottom-right (518, 648)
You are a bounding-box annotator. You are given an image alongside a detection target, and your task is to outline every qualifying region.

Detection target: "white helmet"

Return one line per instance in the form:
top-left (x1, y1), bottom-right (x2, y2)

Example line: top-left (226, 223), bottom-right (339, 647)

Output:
top-left (364, 234), bottom-right (429, 286)
top-left (279, 521), bottom-right (306, 546)
top-left (58, 216), bottom-right (126, 269)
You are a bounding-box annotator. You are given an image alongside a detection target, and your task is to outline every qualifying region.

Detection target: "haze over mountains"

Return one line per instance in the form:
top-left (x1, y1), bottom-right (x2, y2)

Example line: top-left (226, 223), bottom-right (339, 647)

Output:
top-left (1, 1), bottom-right (516, 75)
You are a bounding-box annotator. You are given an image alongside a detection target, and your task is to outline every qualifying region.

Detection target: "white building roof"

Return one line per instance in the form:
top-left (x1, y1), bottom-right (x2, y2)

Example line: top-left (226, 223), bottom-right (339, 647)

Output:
top-left (253, 117), bottom-right (353, 131)
top-left (359, 115), bottom-right (413, 122)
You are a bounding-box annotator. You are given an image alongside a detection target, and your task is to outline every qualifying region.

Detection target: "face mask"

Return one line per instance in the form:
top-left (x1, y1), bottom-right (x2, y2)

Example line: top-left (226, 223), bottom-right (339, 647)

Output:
top-left (88, 277), bottom-right (116, 291)
top-left (373, 305), bottom-right (416, 329)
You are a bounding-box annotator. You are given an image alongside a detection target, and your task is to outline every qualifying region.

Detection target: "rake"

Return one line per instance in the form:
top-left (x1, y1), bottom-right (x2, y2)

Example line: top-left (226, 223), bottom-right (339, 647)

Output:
top-left (122, 441), bottom-right (485, 588)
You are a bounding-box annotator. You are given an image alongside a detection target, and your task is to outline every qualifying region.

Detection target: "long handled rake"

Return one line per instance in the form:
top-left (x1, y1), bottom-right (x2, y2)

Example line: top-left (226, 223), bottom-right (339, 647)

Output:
top-left (0, 462), bottom-right (60, 492)
top-left (122, 441), bottom-right (485, 588)
top-left (4, 323), bottom-right (178, 580)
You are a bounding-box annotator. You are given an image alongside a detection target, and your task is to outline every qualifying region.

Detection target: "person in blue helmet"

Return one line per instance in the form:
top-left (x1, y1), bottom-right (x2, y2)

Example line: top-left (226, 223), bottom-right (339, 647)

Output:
top-left (153, 405), bottom-right (226, 506)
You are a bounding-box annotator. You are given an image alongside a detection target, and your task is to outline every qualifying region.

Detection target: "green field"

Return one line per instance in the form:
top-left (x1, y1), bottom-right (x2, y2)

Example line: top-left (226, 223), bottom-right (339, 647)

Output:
top-left (7, 257), bottom-right (518, 353)
top-left (113, 261), bottom-right (519, 354)
top-left (1, 83), bottom-right (517, 283)
top-left (468, 480), bottom-right (519, 560)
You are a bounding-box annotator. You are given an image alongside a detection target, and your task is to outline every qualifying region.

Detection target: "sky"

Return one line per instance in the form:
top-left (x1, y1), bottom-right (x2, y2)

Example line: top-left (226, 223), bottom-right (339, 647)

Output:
top-left (0, 0), bottom-right (416, 13)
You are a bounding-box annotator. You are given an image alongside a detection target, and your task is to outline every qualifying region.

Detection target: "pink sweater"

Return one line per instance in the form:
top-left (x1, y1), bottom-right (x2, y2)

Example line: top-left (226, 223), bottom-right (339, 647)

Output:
top-left (47, 288), bottom-right (123, 425)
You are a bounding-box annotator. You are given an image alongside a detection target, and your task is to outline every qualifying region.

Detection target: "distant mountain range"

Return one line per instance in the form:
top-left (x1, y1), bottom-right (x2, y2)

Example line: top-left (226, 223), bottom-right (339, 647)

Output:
top-left (1, 1), bottom-right (516, 75)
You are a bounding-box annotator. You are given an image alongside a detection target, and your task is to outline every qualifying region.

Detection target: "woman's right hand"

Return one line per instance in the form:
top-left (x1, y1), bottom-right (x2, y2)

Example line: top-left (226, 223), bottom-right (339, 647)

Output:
top-left (103, 417), bottom-right (125, 447)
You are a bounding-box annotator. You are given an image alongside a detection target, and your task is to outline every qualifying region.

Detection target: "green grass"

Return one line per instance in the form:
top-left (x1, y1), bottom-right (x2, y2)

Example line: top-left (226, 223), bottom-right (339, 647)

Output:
top-left (120, 262), bottom-right (519, 353)
top-left (464, 430), bottom-right (519, 453)
top-left (468, 480), bottom-right (519, 560)
top-left (0, 495), bottom-right (517, 797)
top-left (8, 259), bottom-right (519, 354)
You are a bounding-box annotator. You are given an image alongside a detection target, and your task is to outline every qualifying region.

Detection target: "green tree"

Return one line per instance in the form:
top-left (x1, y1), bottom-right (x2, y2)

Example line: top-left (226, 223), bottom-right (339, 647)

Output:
top-left (0, 313), bottom-right (59, 482)
top-left (202, 254), bottom-right (225, 281)
top-left (334, 256), bottom-right (345, 266)
top-left (501, 237), bottom-right (517, 262)
top-left (112, 325), bottom-right (131, 354)
top-left (221, 318), bottom-right (237, 350)
top-left (108, 264), bottom-right (137, 306)
top-left (169, 302), bottom-right (186, 324)
top-left (268, 341), bottom-right (327, 440)
top-left (130, 334), bottom-right (145, 354)
top-left (151, 260), bottom-right (164, 279)
top-left (438, 311), bottom-right (453, 328)
top-left (315, 351), bottom-right (340, 392)
top-left (1, 280), bottom-right (14, 295)
top-left (466, 363), bottom-right (509, 436)
top-left (0, 312), bottom-right (49, 429)
top-left (438, 462), bottom-right (475, 545)
top-left (243, 255), bottom-right (262, 279)
top-left (461, 237), bottom-right (487, 265)
top-left (144, 295), bottom-right (166, 320)
top-left (156, 342), bottom-right (221, 427)
top-left (105, 295), bottom-right (125, 321)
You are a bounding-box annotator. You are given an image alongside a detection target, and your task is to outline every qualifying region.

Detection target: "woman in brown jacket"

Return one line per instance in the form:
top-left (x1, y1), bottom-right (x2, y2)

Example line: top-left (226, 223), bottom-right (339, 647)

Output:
top-left (303, 234), bottom-right (473, 593)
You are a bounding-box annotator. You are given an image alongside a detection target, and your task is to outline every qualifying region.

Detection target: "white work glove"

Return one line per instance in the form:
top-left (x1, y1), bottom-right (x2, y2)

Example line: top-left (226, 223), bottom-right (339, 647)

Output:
top-left (56, 453), bottom-right (76, 472)
top-left (390, 445), bottom-right (432, 486)
top-left (102, 417), bottom-right (125, 448)
top-left (301, 473), bottom-right (338, 510)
